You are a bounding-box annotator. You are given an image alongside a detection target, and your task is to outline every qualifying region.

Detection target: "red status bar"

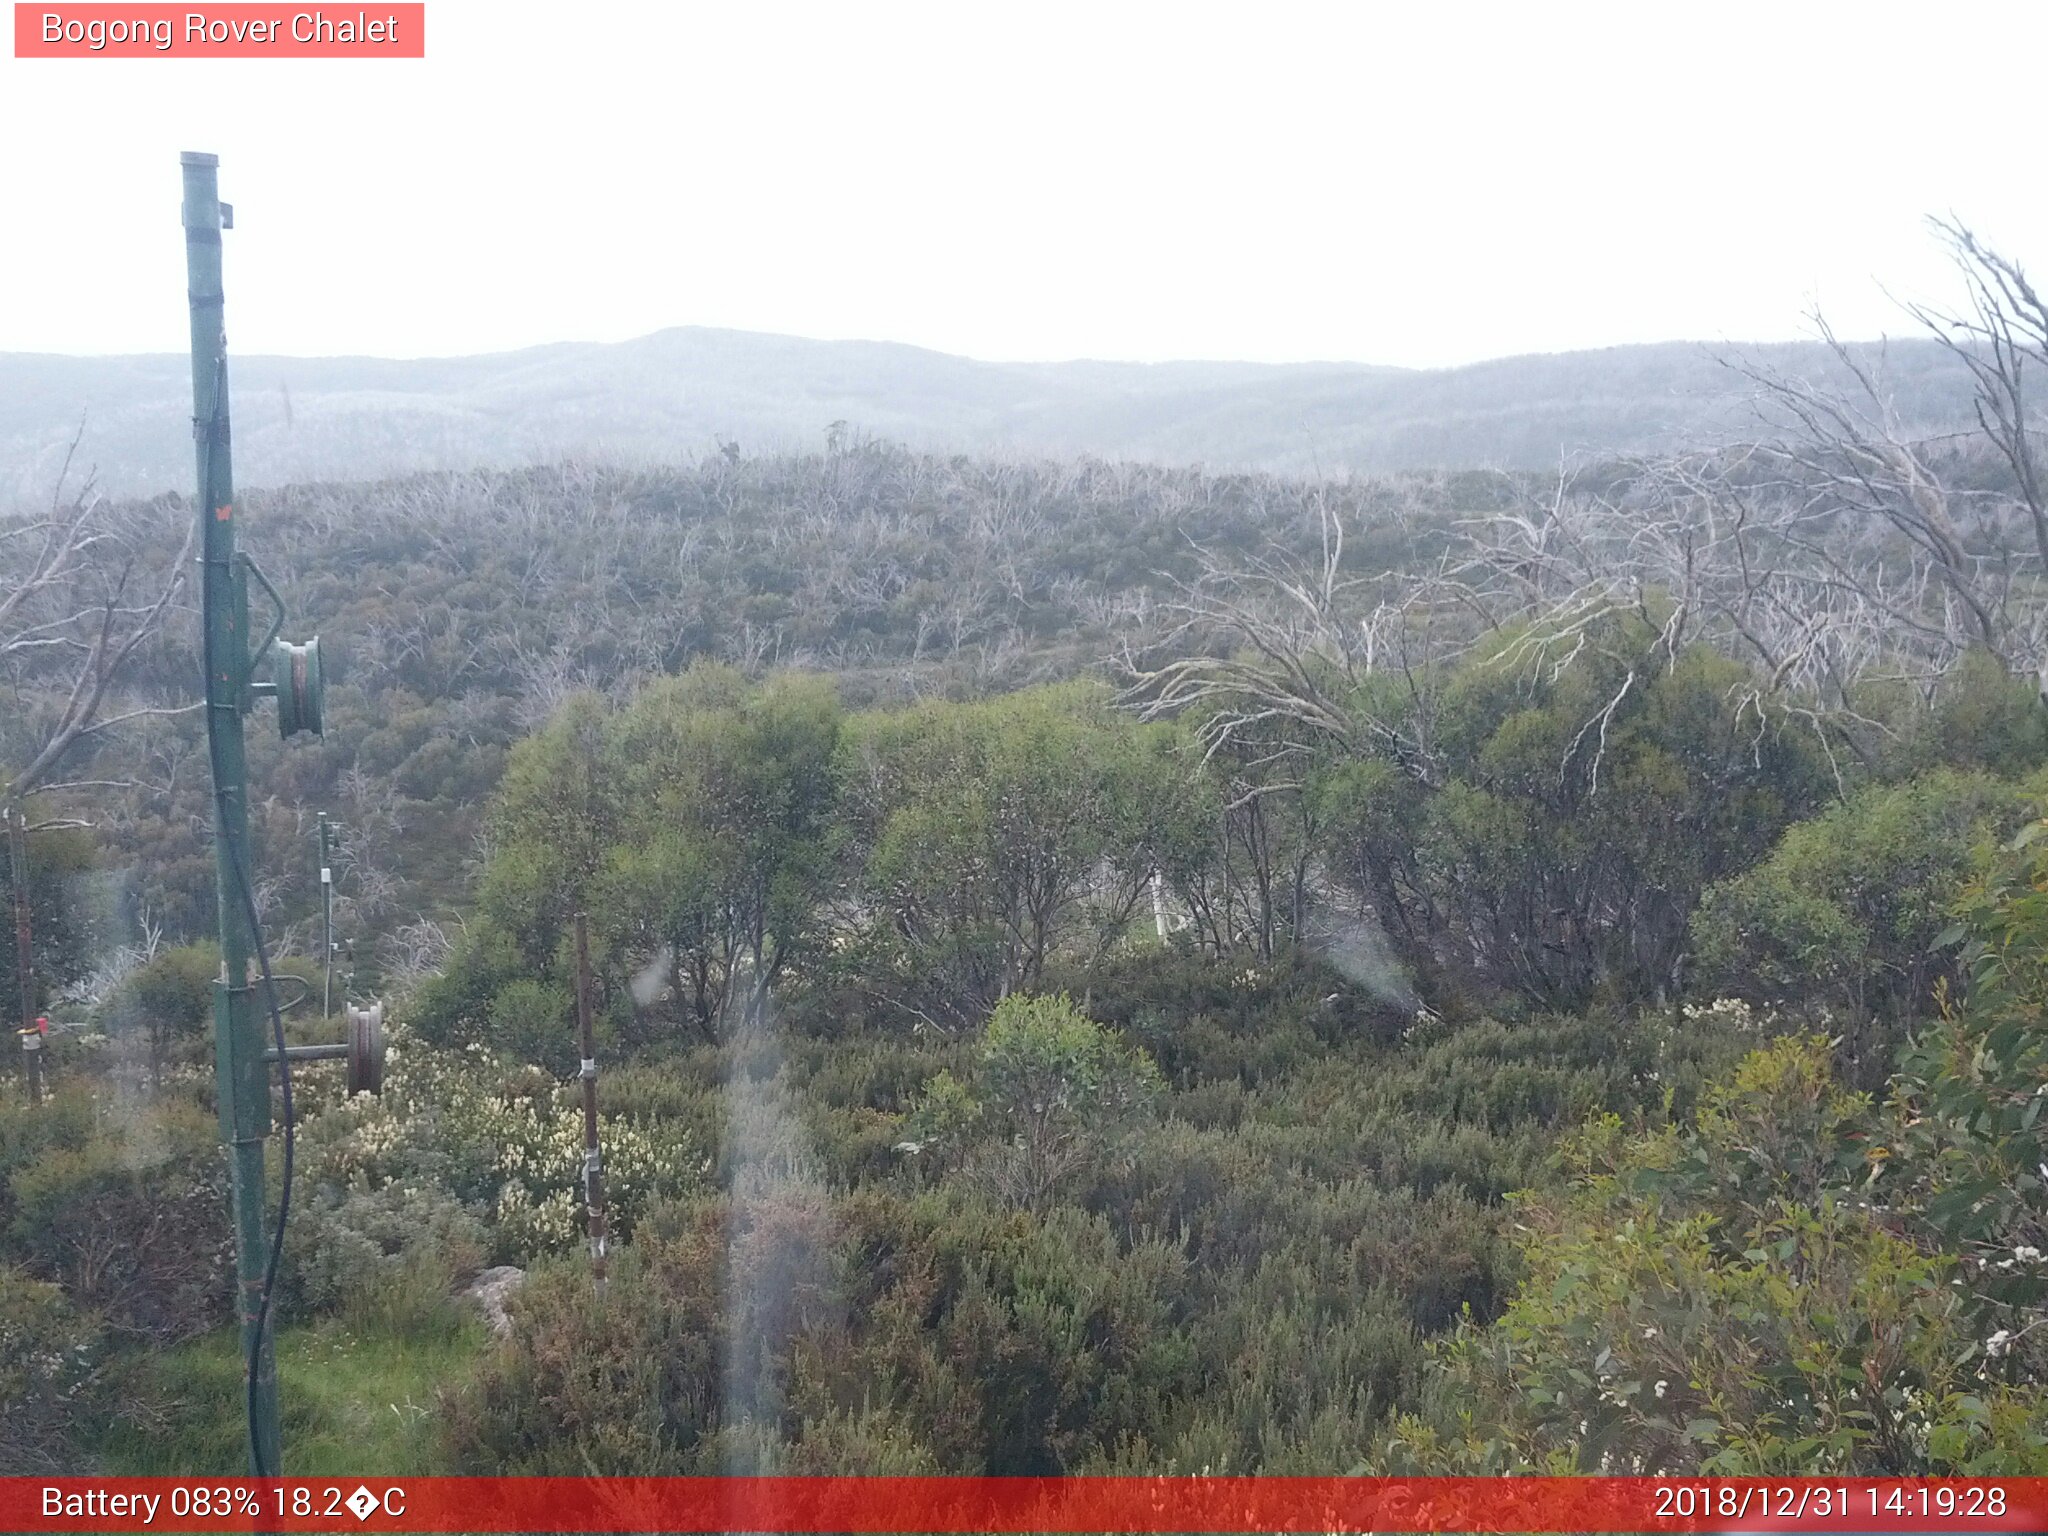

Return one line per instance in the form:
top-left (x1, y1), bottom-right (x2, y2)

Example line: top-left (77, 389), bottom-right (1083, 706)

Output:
top-left (7, 1476), bottom-right (2048, 1533)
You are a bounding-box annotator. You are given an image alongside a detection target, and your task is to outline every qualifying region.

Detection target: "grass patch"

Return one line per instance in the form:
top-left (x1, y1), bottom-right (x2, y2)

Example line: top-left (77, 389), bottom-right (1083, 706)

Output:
top-left (97, 1315), bottom-right (490, 1476)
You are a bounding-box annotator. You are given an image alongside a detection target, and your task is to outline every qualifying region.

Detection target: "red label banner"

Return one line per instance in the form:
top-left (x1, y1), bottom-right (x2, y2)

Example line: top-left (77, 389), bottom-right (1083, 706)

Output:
top-left (4, 1476), bottom-right (2047, 1533)
top-left (13, 4), bottom-right (425, 57)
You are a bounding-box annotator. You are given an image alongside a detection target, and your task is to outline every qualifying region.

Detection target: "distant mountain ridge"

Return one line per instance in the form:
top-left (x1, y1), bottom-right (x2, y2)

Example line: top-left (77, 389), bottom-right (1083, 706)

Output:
top-left (0, 327), bottom-right (1983, 500)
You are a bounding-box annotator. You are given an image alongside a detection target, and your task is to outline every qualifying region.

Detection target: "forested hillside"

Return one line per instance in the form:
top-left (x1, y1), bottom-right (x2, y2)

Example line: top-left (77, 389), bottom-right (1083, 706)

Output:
top-left (8, 235), bottom-right (2048, 1479)
top-left (9, 448), bottom-right (1504, 982)
top-left (0, 330), bottom-right (1983, 499)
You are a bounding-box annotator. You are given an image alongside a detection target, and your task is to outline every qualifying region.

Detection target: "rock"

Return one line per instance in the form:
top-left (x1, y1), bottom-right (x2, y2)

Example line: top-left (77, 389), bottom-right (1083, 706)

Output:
top-left (463, 1265), bottom-right (525, 1338)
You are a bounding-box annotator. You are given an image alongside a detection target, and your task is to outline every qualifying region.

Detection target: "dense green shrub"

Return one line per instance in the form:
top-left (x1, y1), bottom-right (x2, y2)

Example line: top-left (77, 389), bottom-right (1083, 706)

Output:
top-left (598, 667), bottom-right (845, 1040)
top-left (443, 1199), bottom-right (728, 1473)
top-left (1880, 648), bottom-right (2048, 779)
top-left (0, 1264), bottom-right (101, 1473)
top-left (837, 685), bottom-right (1198, 1021)
top-left (1401, 623), bottom-right (1829, 1008)
top-left (284, 1179), bottom-right (488, 1335)
top-left (1879, 808), bottom-right (2048, 1383)
top-left (1691, 768), bottom-right (2042, 1065)
top-left (0, 1081), bottom-right (96, 1236)
top-left (908, 993), bottom-right (1161, 1211)
top-left (0, 826), bottom-right (99, 1023)
top-left (93, 943), bottom-right (217, 1086)
top-left (483, 977), bottom-right (578, 1077)
top-left (1382, 1039), bottom-right (2048, 1475)
top-left (4, 1095), bottom-right (228, 1345)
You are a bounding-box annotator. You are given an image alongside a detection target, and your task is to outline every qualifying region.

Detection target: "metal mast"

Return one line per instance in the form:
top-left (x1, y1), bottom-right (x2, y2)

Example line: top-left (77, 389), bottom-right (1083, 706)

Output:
top-left (183, 149), bottom-right (281, 1477)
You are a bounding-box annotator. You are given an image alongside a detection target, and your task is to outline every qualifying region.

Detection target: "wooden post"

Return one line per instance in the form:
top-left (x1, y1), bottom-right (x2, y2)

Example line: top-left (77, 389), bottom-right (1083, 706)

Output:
top-left (10, 808), bottom-right (39, 1105)
top-left (573, 911), bottom-right (607, 1294)
top-left (319, 813), bottom-right (334, 1019)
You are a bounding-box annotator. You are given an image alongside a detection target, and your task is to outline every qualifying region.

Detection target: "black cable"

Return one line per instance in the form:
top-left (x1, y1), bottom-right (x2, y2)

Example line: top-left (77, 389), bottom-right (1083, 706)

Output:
top-left (230, 825), bottom-right (295, 1473)
top-left (196, 354), bottom-right (295, 1477)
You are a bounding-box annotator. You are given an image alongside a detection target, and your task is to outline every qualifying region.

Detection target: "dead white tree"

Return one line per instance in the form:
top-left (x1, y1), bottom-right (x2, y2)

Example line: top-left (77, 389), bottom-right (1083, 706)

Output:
top-left (1731, 320), bottom-right (2028, 672)
top-left (1908, 216), bottom-right (2048, 692)
top-left (1127, 338), bottom-right (2046, 808)
top-left (1130, 223), bottom-right (2048, 793)
top-left (0, 440), bottom-right (197, 828)
top-left (380, 914), bottom-right (458, 992)
top-left (1121, 492), bottom-right (1461, 784)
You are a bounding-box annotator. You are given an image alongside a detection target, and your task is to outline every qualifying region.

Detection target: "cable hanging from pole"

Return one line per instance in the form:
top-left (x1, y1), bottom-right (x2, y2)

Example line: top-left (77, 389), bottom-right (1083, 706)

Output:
top-left (195, 350), bottom-right (295, 1479)
top-left (184, 147), bottom-right (366, 1482)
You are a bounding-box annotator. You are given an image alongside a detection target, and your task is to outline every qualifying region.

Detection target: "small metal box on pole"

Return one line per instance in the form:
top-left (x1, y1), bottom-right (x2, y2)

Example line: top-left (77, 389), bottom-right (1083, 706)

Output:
top-left (15, 1019), bottom-right (42, 1106)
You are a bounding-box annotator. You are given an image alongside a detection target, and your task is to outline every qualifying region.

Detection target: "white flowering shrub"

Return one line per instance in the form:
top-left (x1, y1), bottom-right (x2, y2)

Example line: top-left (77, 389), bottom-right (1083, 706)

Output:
top-left (1678, 996), bottom-right (1768, 1034)
top-left (0, 1264), bottom-right (99, 1470)
top-left (293, 1023), bottom-right (708, 1266)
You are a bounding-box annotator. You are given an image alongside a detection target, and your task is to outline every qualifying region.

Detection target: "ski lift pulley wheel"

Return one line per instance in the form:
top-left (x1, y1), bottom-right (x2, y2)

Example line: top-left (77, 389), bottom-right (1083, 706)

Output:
top-left (270, 636), bottom-right (323, 738)
top-left (345, 1000), bottom-right (385, 1096)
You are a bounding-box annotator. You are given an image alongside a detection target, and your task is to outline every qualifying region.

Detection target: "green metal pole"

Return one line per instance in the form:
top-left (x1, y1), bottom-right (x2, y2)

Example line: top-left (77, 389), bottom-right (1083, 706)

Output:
top-left (183, 149), bottom-right (282, 1478)
top-left (319, 814), bottom-right (333, 1019)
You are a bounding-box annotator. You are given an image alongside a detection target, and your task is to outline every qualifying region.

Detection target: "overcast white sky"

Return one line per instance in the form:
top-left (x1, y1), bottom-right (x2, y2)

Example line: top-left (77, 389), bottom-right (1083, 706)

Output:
top-left (3, 0), bottom-right (2043, 369)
